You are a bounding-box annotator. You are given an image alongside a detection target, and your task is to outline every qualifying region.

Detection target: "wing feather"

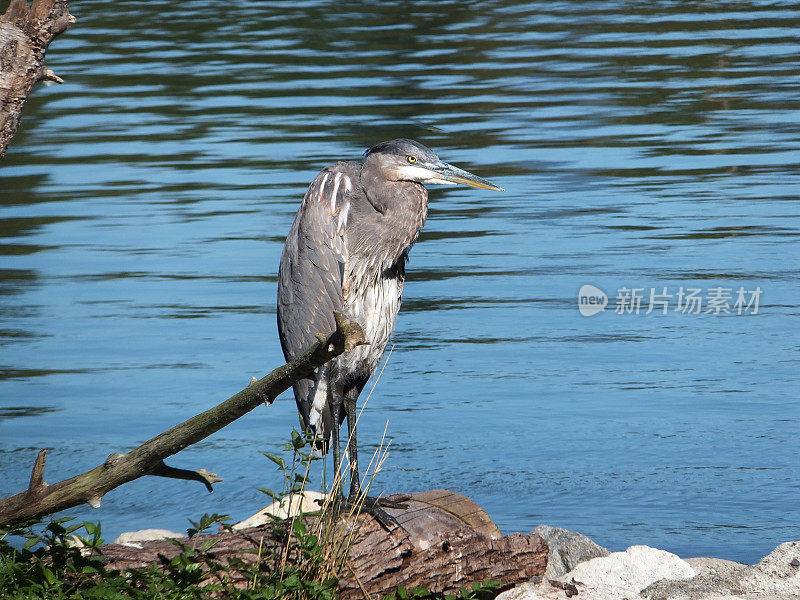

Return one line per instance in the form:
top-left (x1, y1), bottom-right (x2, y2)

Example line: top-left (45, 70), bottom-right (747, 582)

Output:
top-left (277, 162), bottom-right (357, 433)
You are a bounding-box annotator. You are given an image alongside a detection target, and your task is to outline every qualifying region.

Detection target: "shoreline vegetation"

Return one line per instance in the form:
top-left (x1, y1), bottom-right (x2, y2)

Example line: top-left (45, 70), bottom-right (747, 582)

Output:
top-left (2, 490), bottom-right (798, 600)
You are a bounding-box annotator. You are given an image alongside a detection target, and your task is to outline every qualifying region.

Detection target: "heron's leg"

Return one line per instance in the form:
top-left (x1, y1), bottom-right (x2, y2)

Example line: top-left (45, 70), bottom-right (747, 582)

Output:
top-left (337, 389), bottom-right (410, 531)
top-left (328, 386), bottom-right (344, 502)
top-left (343, 387), bottom-right (360, 498)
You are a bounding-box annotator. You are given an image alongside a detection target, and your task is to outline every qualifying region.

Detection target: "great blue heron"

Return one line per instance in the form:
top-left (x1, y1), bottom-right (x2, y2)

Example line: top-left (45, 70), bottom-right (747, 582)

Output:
top-left (277, 139), bottom-right (502, 500)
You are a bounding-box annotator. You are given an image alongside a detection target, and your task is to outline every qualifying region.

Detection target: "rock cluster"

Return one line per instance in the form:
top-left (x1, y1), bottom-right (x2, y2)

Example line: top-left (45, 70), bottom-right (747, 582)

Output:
top-left (498, 528), bottom-right (800, 600)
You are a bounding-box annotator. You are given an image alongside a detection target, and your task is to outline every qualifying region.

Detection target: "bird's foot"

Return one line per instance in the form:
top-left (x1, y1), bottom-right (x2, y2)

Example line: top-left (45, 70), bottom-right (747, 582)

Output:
top-left (363, 493), bottom-right (413, 529)
top-left (330, 493), bottom-right (411, 532)
top-left (364, 493), bottom-right (411, 510)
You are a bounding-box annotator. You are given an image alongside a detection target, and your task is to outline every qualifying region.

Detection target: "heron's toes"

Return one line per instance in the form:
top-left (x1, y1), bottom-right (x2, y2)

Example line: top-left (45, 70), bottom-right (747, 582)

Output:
top-left (339, 494), bottom-right (407, 531)
top-left (361, 502), bottom-right (402, 532)
top-left (371, 493), bottom-right (411, 510)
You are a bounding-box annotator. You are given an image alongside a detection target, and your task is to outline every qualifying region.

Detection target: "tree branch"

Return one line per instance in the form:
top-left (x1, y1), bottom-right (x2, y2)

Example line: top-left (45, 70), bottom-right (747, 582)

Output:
top-left (0, 312), bottom-right (366, 528)
top-left (150, 462), bottom-right (223, 493)
top-left (0, 0), bottom-right (74, 159)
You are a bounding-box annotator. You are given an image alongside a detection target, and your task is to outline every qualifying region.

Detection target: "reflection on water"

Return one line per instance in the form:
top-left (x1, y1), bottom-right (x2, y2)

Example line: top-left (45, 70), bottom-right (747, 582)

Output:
top-left (0, 405), bottom-right (59, 421)
top-left (1, 1), bottom-right (799, 562)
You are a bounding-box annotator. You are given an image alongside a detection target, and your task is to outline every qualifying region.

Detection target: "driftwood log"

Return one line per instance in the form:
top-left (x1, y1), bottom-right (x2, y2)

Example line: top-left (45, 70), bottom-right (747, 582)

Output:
top-left (0, 313), bottom-right (366, 528)
top-left (101, 490), bottom-right (548, 600)
top-left (0, 0), bottom-right (73, 159)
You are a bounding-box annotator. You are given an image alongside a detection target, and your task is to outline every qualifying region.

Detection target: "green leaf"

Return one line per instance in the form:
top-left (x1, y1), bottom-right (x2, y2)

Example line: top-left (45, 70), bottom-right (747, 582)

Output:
top-left (22, 537), bottom-right (39, 551)
top-left (292, 430), bottom-right (306, 450)
top-left (260, 452), bottom-right (286, 469)
top-left (257, 488), bottom-right (282, 501)
top-left (38, 563), bottom-right (57, 585)
top-left (167, 537), bottom-right (189, 550)
top-left (46, 521), bottom-right (67, 537)
top-left (200, 538), bottom-right (221, 552)
top-left (64, 522), bottom-right (83, 535)
top-left (292, 518), bottom-right (308, 537)
top-left (83, 521), bottom-right (98, 536)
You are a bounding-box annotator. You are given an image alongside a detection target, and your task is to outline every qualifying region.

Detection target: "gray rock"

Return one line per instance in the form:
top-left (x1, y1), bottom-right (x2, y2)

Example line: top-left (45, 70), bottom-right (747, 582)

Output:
top-left (642, 541), bottom-right (800, 600)
top-left (683, 557), bottom-right (749, 579)
top-left (642, 557), bottom-right (749, 599)
top-left (533, 524), bottom-right (610, 579)
top-left (501, 537), bottom-right (800, 600)
top-left (753, 540), bottom-right (800, 581)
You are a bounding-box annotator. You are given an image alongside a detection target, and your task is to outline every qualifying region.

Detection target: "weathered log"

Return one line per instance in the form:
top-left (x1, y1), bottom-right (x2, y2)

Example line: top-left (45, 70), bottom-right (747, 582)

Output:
top-left (100, 490), bottom-right (548, 599)
top-left (0, 312), bottom-right (366, 528)
top-left (0, 0), bottom-right (74, 159)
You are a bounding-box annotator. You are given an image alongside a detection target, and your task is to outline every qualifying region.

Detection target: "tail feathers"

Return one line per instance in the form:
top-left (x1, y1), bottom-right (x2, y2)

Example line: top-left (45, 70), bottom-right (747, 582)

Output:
top-left (311, 435), bottom-right (328, 455)
top-left (299, 405), bottom-right (332, 456)
top-left (294, 374), bottom-right (333, 455)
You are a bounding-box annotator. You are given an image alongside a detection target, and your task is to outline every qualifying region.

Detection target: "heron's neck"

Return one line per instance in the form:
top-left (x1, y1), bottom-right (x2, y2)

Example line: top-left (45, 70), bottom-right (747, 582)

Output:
top-left (354, 171), bottom-right (428, 265)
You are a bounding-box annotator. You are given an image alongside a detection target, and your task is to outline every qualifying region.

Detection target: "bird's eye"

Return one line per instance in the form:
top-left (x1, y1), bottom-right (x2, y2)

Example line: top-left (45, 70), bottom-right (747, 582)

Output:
top-left (407, 156), bottom-right (417, 164)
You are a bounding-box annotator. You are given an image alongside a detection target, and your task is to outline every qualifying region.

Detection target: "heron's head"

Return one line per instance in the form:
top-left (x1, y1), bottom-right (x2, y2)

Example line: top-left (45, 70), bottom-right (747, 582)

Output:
top-left (363, 139), bottom-right (503, 191)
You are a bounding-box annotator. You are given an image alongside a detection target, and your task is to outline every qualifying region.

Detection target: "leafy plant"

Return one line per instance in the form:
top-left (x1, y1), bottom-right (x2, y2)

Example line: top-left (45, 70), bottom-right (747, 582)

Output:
top-left (0, 430), bottom-right (352, 600)
top-left (381, 581), bottom-right (504, 600)
top-left (0, 430), bottom-right (502, 600)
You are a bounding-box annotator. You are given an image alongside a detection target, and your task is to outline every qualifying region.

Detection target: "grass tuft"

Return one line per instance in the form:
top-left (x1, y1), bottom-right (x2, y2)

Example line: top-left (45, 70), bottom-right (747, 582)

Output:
top-left (0, 427), bottom-right (499, 600)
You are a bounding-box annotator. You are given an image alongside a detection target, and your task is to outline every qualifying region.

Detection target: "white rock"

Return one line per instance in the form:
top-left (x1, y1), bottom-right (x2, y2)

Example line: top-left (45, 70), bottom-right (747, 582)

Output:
top-left (496, 580), bottom-right (634, 600)
top-left (234, 490), bottom-right (327, 530)
top-left (494, 582), bottom-right (550, 600)
top-left (497, 545), bottom-right (696, 600)
top-left (113, 528), bottom-right (184, 547)
top-left (563, 545), bottom-right (695, 592)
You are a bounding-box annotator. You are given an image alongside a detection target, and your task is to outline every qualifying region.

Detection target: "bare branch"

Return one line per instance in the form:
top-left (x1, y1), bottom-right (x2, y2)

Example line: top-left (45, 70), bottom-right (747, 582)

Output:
top-left (0, 0), bottom-right (74, 159)
top-left (40, 67), bottom-right (63, 83)
top-left (0, 313), bottom-right (366, 528)
top-left (28, 449), bottom-right (47, 491)
top-left (151, 462), bottom-right (222, 493)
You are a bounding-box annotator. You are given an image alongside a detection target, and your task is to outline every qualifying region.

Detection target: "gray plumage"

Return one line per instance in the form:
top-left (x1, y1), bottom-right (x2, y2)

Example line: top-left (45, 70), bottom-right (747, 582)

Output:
top-left (277, 139), bottom-right (501, 497)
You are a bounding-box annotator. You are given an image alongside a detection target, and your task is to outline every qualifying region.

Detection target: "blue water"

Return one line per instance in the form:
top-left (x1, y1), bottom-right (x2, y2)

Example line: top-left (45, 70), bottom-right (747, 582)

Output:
top-left (1, 0), bottom-right (799, 564)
